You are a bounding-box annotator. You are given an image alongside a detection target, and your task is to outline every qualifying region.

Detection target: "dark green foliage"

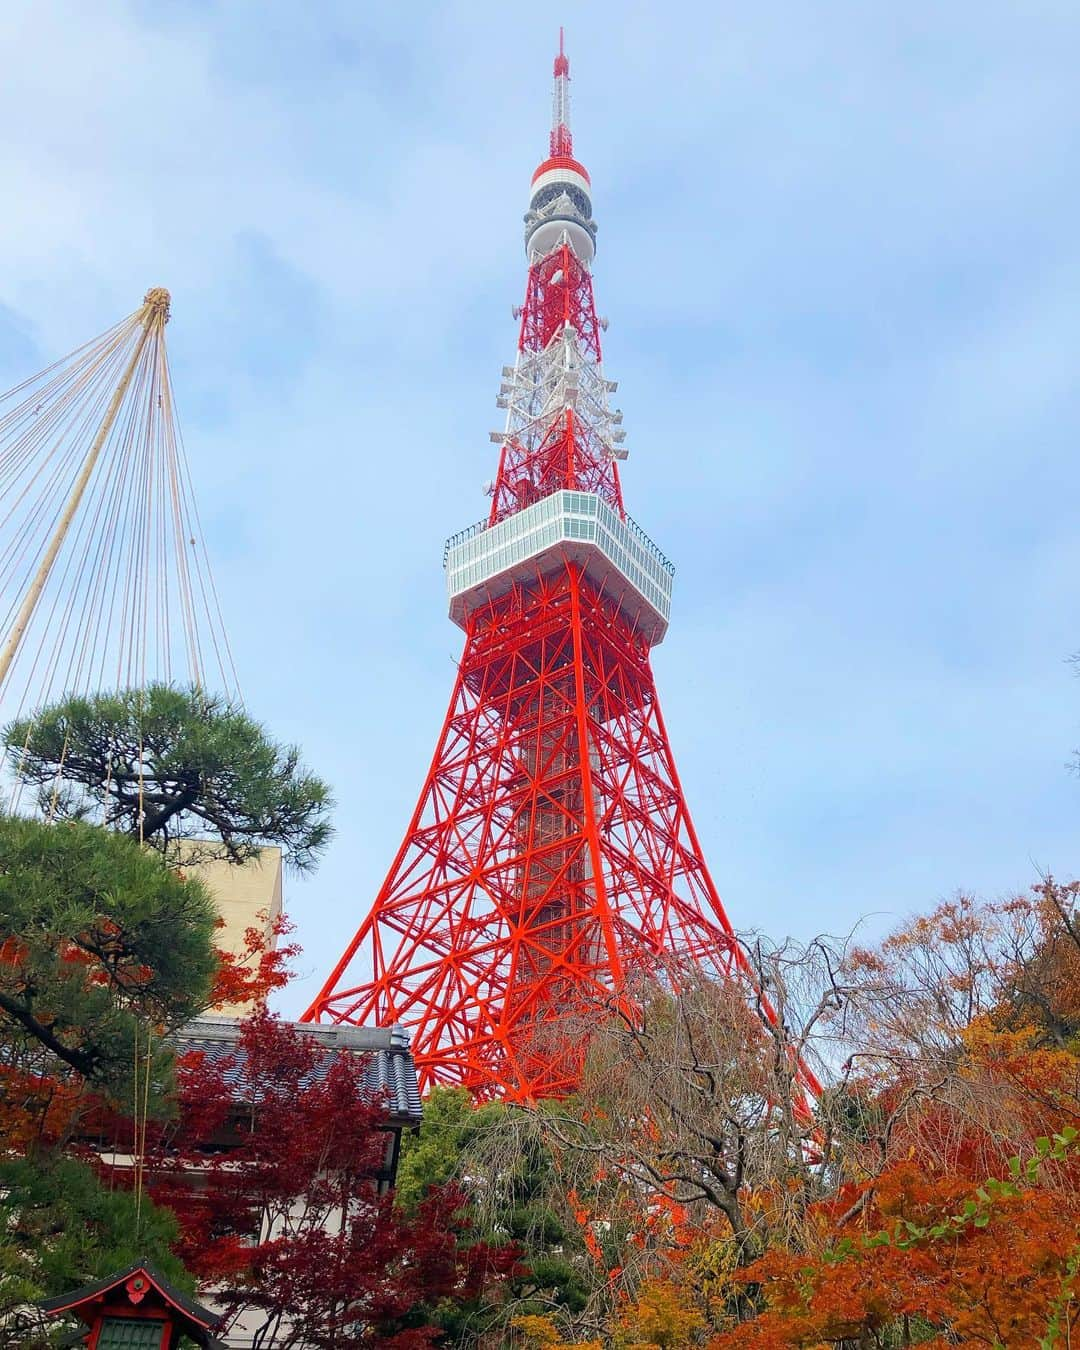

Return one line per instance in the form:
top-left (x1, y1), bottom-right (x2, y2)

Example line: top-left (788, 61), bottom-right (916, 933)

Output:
top-left (493, 1116), bottom-right (590, 1315)
top-left (0, 1154), bottom-right (187, 1295)
top-left (0, 814), bottom-right (217, 1090)
top-left (0, 1155), bottom-right (186, 1348)
top-left (394, 1086), bottom-right (479, 1212)
top-left (819, 1083), bottom-right (887, 1149)
top-left (397, 1088), bottom-right (593, 1341)
top-left (4, 684), bottom-right (333, 871)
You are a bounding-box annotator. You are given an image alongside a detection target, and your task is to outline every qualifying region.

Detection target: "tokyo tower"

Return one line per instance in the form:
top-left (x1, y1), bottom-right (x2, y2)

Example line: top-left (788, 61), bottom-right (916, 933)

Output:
top-left (306, 35), bottom-right (754, 1101)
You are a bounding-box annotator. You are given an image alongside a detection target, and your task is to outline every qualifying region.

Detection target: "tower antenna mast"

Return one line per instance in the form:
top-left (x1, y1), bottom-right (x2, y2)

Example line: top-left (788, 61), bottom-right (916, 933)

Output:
top-left (551, 25), bottom-right (572, 156)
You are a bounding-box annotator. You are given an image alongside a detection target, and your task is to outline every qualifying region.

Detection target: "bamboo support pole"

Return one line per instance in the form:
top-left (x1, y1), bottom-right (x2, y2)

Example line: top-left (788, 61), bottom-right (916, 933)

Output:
top-left (0, 288), bottom-right (170, 693)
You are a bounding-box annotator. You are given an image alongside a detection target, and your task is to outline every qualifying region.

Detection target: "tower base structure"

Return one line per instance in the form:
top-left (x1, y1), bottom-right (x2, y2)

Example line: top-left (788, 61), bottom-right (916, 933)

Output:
top-left (306, 519), bottom-right (747, 1101)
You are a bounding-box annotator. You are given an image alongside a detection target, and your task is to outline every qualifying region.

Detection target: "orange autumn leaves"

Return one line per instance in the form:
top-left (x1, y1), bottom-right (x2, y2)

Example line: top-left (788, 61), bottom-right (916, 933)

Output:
top-left (713, 1140), bottom-right (1080, 1350)
top-left (514, 882), bottom-right (1080, 1348)
top-left (207, 912), bottom-right (298, 1010)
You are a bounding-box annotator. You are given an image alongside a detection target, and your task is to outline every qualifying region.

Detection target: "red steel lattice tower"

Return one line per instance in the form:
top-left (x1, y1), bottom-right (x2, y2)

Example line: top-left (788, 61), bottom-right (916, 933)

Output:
top-left (305, 36), bottom-right (763, 1101)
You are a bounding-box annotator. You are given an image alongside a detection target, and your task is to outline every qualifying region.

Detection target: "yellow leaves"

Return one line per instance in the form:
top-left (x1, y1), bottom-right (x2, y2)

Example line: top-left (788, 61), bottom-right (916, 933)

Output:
top-left (693, 1232), bottom-right (740, 1277)
top-left (512, 1315), bottom-right (567, 1348)
top-left (958, 1020), bottom-right (1080, 1112)
top-left (511, 1316), bottom-right (602, 1350)
top-left (617, 1278), bottom-right (707, 1349)
top-left (515, 1278), bottom-right (708, 1349)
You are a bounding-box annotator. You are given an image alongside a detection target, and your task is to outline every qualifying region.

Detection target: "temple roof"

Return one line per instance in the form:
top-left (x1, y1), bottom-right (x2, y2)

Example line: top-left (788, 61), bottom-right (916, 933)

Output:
top-left (174, 1014), bottom-right (423, 1126)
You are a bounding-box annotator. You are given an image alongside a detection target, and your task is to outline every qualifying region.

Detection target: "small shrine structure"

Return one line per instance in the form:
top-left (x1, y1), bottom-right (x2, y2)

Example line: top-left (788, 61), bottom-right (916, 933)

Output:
top-left (38, 1262), bottom-right (223, 1348)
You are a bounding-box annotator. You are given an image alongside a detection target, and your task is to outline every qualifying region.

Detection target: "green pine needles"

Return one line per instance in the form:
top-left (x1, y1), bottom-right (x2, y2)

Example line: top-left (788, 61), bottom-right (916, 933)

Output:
top-left (4, 684), bottom-right (334, 871)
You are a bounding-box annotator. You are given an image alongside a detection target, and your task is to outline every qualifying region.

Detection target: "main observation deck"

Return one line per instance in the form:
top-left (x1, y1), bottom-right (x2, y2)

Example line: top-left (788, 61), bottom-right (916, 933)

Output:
top-left (444, 490), bottom-right (674, 645)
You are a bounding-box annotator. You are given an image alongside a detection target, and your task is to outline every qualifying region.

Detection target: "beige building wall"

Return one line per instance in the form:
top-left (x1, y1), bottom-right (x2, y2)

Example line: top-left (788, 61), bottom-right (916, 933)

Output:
top-left (178, 843), bottom-right (283, 1015)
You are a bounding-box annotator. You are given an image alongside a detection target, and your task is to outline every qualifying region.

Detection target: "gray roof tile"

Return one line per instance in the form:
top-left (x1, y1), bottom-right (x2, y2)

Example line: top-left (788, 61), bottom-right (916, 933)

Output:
top-left (173, 1015), bottom-right (422, 1125)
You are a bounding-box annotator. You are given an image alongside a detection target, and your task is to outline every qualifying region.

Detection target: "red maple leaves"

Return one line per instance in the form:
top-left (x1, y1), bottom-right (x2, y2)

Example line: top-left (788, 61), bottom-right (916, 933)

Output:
top-left (143, 1011), bottom-right (516, 1348)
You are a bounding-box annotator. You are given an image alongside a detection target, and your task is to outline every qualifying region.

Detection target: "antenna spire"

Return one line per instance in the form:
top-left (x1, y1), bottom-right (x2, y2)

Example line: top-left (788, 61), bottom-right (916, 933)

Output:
top-left (550, 27), bottom-right (572, 157)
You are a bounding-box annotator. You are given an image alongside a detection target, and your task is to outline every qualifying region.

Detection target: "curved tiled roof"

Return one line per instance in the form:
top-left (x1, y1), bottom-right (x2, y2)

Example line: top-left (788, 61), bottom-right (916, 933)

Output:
top-left (173, 1015), bottom-right (422, 1125)
top-left (39, 1262), bottom-right (224, 1346)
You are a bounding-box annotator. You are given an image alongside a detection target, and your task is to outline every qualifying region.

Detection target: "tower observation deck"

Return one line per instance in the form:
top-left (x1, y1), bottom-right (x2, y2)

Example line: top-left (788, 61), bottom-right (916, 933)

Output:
top-left (445, 491), bottom-right (673, 646)
top-left (305, 35), bottom-right (817, 1104)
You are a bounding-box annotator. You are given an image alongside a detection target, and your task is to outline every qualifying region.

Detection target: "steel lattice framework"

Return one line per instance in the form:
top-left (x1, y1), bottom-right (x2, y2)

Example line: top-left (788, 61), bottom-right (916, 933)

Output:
top-left (305, 36), bottom-right (799, 1101)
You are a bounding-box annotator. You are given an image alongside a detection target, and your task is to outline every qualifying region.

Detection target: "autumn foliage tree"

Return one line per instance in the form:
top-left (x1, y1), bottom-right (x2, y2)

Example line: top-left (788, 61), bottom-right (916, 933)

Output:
top-left (711, 1129), bottom-right (1080, 1350)
top-left (722, 880), bottom-right (1080, 1350)
top-left (833, 881), bottom-right (1080, 1184)
top-left (506, 880), bottom-right (1080, 1349)
top-left (137, 1012), bottom-right (516, 1349)
top-left (544, 956), bottom-right (833, 1264)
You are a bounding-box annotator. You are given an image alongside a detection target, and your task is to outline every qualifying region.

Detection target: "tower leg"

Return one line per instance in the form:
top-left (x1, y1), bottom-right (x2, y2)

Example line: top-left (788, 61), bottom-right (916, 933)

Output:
top-left (305, 565), bottom-right (750, 1101)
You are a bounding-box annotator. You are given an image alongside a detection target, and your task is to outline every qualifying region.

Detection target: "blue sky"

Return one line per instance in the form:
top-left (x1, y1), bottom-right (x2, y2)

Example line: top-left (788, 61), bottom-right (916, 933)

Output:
top-left (0, 2), bottom-right (1078, 1015)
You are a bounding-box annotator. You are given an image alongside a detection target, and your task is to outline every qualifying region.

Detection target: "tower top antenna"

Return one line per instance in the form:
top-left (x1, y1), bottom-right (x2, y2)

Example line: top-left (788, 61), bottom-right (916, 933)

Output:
top-left (526, 29), bottom-right (595, 260)
top-left (550, 27), bottom-right (572, 157)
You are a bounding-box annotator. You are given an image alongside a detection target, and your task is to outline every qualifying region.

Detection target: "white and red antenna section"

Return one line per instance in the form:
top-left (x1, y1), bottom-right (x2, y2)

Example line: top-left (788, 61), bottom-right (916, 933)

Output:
top-left (550, 26), bottom-right (573, 157)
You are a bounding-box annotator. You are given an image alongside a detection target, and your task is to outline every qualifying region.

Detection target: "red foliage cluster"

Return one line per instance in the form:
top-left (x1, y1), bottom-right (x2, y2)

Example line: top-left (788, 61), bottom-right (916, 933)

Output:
top-left (208, 912), bottom-right (300, 1010)
top-left (142, 1011), bottom-right (516, 1348)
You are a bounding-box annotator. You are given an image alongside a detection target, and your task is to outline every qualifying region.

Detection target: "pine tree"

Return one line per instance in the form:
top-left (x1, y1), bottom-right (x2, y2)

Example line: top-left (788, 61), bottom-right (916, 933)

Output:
top-left (5, 684), bottom-right (333, 869)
